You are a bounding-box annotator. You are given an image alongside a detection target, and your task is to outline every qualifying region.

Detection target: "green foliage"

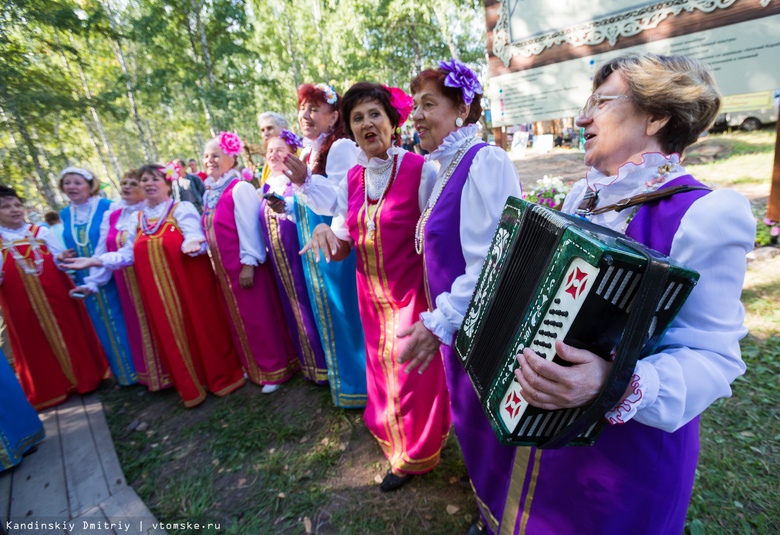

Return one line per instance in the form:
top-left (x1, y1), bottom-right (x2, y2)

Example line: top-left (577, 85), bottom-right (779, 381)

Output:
top-left (1, 0), bottom-right (488, 207)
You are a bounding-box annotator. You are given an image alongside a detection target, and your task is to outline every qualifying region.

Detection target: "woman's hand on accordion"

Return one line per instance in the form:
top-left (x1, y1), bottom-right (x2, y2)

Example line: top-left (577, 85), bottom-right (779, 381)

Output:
top-left (514, 340), bottom-right (611, 410)
top-left (397, 321), bottom-right (442, 375)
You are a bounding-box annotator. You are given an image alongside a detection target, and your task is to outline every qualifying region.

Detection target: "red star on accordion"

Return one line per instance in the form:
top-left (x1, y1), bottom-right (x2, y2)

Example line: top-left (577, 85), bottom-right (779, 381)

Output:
top-left (505, 389), bottom-right (524, 419)
top-left (564, 266), bottom-right (589, 300)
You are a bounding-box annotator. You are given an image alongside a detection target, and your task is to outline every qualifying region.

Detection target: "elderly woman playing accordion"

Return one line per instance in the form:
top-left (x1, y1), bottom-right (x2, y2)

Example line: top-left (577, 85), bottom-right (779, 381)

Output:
top-left (448, 54), bottom-right (754, 535)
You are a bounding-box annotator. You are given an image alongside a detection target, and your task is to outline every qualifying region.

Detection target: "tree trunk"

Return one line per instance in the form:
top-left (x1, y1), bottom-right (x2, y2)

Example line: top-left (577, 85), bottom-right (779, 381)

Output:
top-left (310, 0), bottom-right (330, 81)
top-left (102, 0), bottom-right (153, 161)
top-left (63, 32), bottom-right (124, 185)
top-left (145, 119), bottom-right (160, 162)
top-left (281, 0), bottom-right (301, 89)
top-left (82, 115), bottom-right (117, 191)
top-left (182, 8), bottom-right (218, 136)
top-left (429, 1), bottom-right (460, 62)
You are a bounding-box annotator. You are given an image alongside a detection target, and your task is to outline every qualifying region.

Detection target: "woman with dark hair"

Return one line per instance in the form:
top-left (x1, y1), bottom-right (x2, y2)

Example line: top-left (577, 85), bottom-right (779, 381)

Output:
top-left (396, 59), bottom-right (522, 531)
top-left (281, 83), bottom-right (368, 407)
top-left (74, 169), bottom-right (171, 392)
top-left (64, 165), bottom-right (244, 408)
top-left (201, 132), bottom-right (299, 393)
top-left (0, 185), bottom-right (108, 409)
top-left (59, 166), bottom-right (137, 386)
top-left (301, 82), bottom-right (449, 491)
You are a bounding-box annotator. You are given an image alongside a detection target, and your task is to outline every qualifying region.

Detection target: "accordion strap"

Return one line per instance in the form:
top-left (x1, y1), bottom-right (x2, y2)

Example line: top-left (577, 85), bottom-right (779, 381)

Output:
top-left (586, 184), bottom-right (712, 216)
top-left (541, 239), bottom-right (671, 449)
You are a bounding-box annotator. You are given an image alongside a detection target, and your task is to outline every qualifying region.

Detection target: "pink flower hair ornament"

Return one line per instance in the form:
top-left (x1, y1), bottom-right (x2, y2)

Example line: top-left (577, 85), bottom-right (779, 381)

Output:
top-left (279, 129), bottom-right (304, 150)
top-left (218, 131), bottom-right (244, 157)
top-left (384, 86), bottom-right (414, 125)
top-left (438, 59), bottom-right (483, 105)
top-left (160, 161), bottom-right (183, 182)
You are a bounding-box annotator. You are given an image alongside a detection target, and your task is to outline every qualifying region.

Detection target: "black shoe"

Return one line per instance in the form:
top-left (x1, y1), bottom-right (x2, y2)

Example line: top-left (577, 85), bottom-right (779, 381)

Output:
top-left (379, 470), bottom-right (414, 492)
top-left (22, 445), bottom-right (38, 457)
top-left (465, 518), bottom-right (485, 535)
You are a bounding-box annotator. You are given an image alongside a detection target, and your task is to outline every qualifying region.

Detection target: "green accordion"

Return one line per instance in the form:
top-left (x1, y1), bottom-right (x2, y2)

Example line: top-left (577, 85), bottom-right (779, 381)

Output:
top-left (454, 197), bottom-right (699, 448)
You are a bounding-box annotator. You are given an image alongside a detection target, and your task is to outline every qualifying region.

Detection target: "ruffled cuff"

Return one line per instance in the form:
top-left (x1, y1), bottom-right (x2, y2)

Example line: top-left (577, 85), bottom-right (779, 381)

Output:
top-left (291, 170), bottom-right (313, 194)
top-left (604, 360), bottom-right (658, 425)
top-left (420, 309), bottom-right (456, 347)
top-left (240, 253), bottom-right (260, 266)
top-left (84, 280), bottom-right (99, 293)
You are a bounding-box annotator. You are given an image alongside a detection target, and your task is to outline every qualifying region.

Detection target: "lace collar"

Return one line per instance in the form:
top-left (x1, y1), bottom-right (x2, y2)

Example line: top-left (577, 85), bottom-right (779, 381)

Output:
top-left (69, 196), bottom-right (100, 225)
top-left (203, 168), bottom-right (240, 189)
top-left (265, 171), bottom-right (291, 195)
top-left (144, 199), bottom-right (174, 219)
top-left (0, 223), bottom-right (31, 240)
top-left (356, 145), bottom-right (405, 169)
top-left (426, 124), bottom-right (480, 169)
top-left (584, 153), bottom-right (684, 193)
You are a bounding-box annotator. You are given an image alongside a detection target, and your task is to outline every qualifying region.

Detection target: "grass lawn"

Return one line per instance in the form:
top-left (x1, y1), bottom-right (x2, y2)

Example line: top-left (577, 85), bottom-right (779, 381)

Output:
top-left (103, 127), bottom-right (779, 534)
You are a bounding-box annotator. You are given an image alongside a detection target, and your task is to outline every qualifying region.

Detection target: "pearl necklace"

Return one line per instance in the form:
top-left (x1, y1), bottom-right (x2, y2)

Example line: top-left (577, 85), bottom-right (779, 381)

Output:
top-left (362, 154), bottom-right (398, 239)
top-left (3, 229), bottom-right (45, 276)
top-left (69, 198), bottom-right (98, 248)
top-left (141, 199), bottom-right (175, 235)
top-left (414, 137), bottom-right (479, 254)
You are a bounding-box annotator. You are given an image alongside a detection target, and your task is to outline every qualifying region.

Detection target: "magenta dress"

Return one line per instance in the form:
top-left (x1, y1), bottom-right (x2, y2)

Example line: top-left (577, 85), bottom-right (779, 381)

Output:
top-left (107, 208), bottom-right (170, 391)
top-left (346, 153), bottom-right (451, 474)
top-left (203, 179), bottom-right (299, 386)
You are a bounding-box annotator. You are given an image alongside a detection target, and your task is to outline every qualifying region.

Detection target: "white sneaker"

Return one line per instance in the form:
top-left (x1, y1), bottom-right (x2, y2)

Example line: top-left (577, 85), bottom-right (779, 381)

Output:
top-left (262, 384), bottom-right (281, 394)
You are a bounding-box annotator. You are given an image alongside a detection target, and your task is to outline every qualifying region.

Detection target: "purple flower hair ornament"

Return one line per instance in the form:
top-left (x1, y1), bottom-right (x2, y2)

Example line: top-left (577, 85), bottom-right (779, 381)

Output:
top-left (218, 131), bottom-right (244, 156)
top-left (438, 59), bottom-right (483, 105)
top-left (279, 129), bottom-right (304, 150)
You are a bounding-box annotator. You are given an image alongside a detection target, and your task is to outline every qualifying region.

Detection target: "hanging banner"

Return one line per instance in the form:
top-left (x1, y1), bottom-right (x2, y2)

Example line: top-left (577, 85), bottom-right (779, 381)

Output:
top-left (484, 0), bottom-right (780, 125)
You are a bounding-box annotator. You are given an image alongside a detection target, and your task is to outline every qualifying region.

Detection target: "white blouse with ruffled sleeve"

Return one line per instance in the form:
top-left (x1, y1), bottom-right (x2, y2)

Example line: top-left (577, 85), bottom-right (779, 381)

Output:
top-left (0, 223), bottom-right (66, 284)
top-left (99, 200), bottom-right (207, 270)
top-left (204, 172), bottom-right (266, 265)
top-left (83, 200), bottom-right (146, 292)
top-left (295, 136), bottom-right (361, 216)
top-left (420, 124), bottom-right (523, 346)
top-left (562, 152), bottom-right (754, 432)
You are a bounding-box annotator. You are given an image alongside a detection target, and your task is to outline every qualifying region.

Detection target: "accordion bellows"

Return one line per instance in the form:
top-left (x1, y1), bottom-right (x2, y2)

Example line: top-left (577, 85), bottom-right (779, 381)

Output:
top-left (454, 197), bottom-right (699, 448)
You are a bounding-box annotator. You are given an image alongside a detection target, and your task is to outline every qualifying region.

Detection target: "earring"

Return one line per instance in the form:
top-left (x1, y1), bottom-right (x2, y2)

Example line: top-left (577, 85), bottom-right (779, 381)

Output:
top-left (455, 117), bottom-right (464, 127)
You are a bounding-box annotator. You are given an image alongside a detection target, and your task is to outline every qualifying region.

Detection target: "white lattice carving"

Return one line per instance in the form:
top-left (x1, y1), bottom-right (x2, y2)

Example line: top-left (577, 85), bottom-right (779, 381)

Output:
top-left (492, 0), bottom-right (750, 67)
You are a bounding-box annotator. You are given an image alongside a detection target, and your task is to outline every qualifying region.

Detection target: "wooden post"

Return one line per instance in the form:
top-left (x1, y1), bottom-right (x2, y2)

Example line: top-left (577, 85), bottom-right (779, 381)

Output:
top-left (493, 127), bottom-right (507, 151)
top-left (767, 117), bottom-right (780, 220)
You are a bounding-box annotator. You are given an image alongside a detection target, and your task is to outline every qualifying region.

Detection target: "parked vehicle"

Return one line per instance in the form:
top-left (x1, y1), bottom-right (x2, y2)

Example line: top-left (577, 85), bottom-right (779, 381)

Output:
top-left (711, 90), bottom-right (779, 132)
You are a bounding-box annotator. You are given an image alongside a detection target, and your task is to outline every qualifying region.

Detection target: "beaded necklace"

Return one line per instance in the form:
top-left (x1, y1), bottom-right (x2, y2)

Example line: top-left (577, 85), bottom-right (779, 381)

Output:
top-left (414, 137), bottom-right (479, 254)
top-left (140, 199), bottom-right (175, 236)
top-left (203, 174), bottom-right (238, 230)
top-left (362, 154), bottom-right (399, 240)
top-left (69, 198), bottom-right (98, 248)
top-left (2, 228), bottom-right (45, 276)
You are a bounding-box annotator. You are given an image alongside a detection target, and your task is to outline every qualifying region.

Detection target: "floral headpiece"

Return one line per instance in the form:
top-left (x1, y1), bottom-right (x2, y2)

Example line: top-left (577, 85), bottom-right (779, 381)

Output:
top-left (160, 161), bottom-right (183, 182)
top-left (384, 86), bottom-right (414, 125)
top-left (314, 83), bottom-right (338, 105)
top-left (438, 59), bottom-right (483, 105)
top-left (218, 131), bottom-right (244, 157)
top-left (279, 129), bottom-right (304, 150)
top-left (60, 166), bottom-right (94, 181)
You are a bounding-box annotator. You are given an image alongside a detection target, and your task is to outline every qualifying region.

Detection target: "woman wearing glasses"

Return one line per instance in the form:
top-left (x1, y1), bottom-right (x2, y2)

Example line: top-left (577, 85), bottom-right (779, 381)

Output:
top-left (494, 54), bottom-right (754, 535)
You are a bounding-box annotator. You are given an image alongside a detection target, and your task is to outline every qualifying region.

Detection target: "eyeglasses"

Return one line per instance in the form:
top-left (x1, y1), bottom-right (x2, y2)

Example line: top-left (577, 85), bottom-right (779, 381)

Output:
top-left (577, 94), bottom-right (632, 119)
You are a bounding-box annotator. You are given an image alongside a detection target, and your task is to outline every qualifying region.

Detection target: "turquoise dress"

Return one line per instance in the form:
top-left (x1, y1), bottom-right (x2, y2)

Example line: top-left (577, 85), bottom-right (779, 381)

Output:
top-left (60, 199), bottom-right (137, 385)
top-left (0, 348), bottom-right (44, 471)
top-left (294, 198), bottom-right (367, 408)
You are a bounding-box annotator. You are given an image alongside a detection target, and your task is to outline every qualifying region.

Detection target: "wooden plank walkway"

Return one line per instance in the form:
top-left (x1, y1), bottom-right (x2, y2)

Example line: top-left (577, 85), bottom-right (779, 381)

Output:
top-left (0, 393), bottom-right (166, 535)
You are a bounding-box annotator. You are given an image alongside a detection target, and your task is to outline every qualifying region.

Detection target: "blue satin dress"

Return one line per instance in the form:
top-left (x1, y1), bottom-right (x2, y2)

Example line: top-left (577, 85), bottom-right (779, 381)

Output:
top-left (294, 198), bottom-right (367, 408)
top-left (0, 348), bottom-right (44, 471)
top-left (60, 199), bottom-right (137, 385)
